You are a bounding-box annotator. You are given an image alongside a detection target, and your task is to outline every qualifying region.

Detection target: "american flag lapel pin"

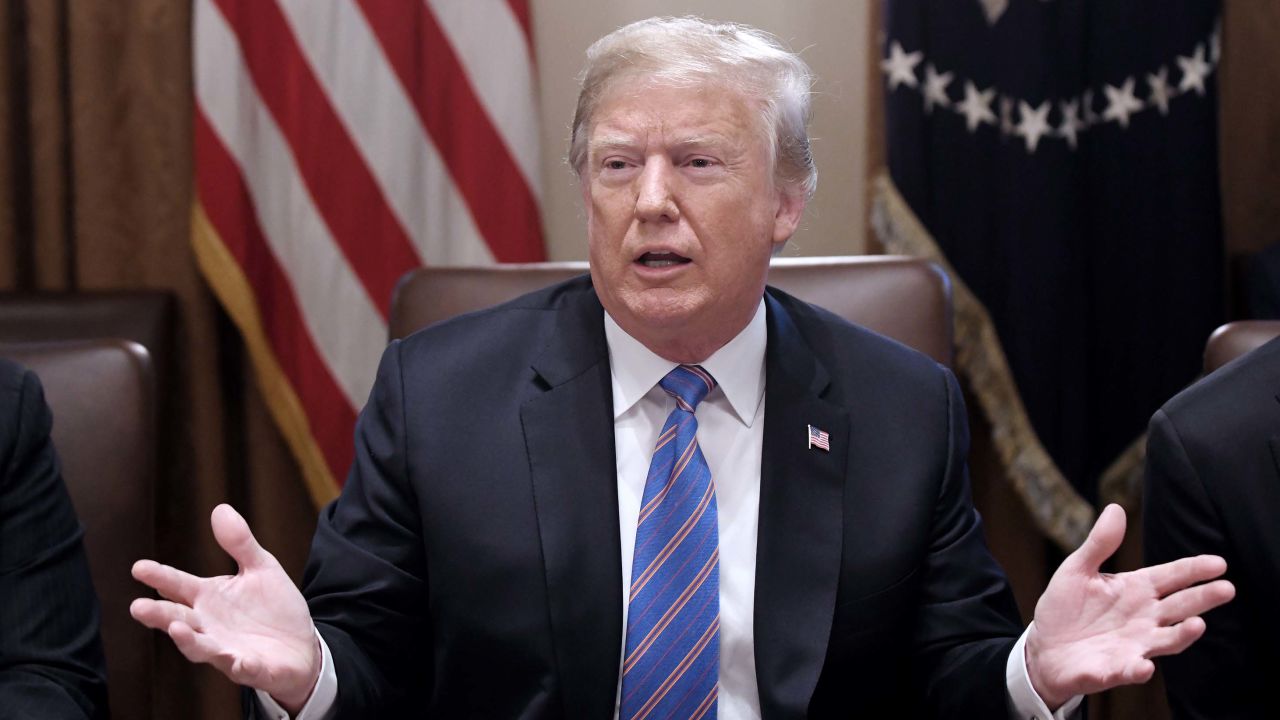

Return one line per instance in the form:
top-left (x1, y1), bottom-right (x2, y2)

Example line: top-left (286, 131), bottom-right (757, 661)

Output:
top-left (807, 424), bottom-right (831, 452)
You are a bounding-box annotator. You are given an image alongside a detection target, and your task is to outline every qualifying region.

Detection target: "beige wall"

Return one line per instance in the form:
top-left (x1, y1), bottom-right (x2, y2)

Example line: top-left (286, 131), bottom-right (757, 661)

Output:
top-left (531, 1), bottom-right (873, 260)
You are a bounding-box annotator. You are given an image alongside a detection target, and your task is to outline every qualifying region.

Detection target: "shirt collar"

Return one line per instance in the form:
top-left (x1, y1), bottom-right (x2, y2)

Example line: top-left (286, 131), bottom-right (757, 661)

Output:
top-left (603, 299), bottom-right (767, 426)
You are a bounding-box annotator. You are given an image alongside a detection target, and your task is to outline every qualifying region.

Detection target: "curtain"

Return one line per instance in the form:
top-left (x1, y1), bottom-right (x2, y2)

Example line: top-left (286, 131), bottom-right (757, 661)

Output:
top-left (0, 2), bottom-right (317, 717)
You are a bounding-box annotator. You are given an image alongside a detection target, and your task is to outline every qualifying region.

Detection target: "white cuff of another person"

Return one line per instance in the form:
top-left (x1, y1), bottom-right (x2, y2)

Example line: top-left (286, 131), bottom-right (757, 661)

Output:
top-left (1006, 623), bottom-right (1083, 720)
top-left (254, 629), bottom-right (338, 720)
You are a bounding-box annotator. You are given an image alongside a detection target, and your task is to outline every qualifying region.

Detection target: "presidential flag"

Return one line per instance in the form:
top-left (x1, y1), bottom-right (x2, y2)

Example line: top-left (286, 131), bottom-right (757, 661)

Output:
top-left (874, 0), bottom-right (1224, 549)
top-left (192, 0), bottom-right (546, 505)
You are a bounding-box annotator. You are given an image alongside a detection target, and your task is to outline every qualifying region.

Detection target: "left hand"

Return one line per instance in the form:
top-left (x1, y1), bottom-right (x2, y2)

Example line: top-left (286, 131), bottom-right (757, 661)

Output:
top-left (1025, 503), bottom-right (1234, 710)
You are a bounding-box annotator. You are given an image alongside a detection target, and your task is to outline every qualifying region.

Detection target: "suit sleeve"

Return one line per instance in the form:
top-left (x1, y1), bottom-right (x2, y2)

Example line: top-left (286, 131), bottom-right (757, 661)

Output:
top-left (1143, 408), bottom-right (1263, 719)
top-left (914, 368), bottom-right (1023, 717)
top-left (0, 369), bottom-right (108, 719)
top-left (298, 341), bottom-right (432, 716)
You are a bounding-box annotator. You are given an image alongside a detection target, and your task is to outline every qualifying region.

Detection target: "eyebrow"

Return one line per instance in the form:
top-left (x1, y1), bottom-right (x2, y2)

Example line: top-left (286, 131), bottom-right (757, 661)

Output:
top-left (587, 133), bottom-right (735, 157)
top-left (587, 136), bottom-right (640, 156)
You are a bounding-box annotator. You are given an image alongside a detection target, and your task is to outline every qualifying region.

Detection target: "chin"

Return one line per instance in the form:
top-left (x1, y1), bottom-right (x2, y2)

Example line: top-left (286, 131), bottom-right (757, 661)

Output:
top-left (620, 290), bottom-right (705, 329)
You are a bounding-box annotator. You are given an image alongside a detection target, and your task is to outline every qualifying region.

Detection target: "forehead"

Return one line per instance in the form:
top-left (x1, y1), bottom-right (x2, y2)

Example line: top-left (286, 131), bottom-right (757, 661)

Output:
top-left (588, 80), bottom-right (764, 149)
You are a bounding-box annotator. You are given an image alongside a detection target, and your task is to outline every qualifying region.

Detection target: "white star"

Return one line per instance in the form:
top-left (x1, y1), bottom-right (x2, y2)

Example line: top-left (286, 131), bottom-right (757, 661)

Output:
top-left (882, 41), bottom-right (923, 91)
top-left (1081, 89), bottom-right (1099, 127)
top-left (1102, 78), bottom-right (1144, 128)
top-left (1057, 99), bottom-right (1084, 150)
top-left (954, 81), bottom-right (997, 132)
top-left (1146, 66), bottom-right (1172, 115)
top-left (922, 64), bottom-right (954, 113)
top-left (1014, 100), bottom-right (1052, 153)
top-left (1177, 44), bottom-right (1211, 96)
top-left (1000, 95), bottom-right (1015, 135)
top-left (978, 0), bottom-right (1009, 26)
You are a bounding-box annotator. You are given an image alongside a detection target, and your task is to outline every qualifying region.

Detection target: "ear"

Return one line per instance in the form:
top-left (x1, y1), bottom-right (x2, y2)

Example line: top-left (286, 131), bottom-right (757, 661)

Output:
top-left (771, 187), bottom-right (806, 247)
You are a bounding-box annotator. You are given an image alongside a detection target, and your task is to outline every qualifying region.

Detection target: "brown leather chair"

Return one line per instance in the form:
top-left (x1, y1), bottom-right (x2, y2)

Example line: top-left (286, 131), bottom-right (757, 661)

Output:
top-left (0, 292), bottom-right (173, 388)
top-left (0, 338), bottom-right (156, 718)
top-left (1203, 320), bottom-right (1280, 374)
top-left (390, 255), bottom-right (954, 366)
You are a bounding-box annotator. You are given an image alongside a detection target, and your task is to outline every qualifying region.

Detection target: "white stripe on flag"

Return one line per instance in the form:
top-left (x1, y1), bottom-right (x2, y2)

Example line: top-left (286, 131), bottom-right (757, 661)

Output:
top-left (426, 0), bottom-right (543, 200)
top-left (195, 0), bottom-right (384, 409)
top-left (277, 0), bottom-right (496, 267)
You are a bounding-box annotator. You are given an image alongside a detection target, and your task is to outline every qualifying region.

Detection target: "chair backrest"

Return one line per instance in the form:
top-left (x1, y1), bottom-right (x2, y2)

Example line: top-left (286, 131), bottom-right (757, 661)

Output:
top-left (390, 255), bottom-right (954, 366)
top-left (0, 339), bottom-right (155, 717)
top-left (1204, 320), bottom-right (1280, 374)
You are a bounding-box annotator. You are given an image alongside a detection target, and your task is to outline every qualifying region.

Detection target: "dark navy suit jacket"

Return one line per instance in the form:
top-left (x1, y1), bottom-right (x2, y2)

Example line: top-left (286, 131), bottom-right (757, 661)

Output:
top-left (294, 277), bottom-right (1021, 718)
top-left (1145, 335), bottom-right (1280, 719)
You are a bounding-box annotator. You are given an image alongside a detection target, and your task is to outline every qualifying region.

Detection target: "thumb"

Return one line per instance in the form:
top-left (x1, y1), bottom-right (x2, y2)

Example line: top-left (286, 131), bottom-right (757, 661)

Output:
top-left (211, 504), bottom-right (272, 571)
top-left (1069, 503), bottom-right (1126, 574)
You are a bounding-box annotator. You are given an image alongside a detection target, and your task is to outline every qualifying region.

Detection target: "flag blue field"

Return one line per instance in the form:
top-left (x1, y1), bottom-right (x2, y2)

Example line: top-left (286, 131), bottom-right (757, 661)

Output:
top-left (880, 0), bottom-right (1224, 514)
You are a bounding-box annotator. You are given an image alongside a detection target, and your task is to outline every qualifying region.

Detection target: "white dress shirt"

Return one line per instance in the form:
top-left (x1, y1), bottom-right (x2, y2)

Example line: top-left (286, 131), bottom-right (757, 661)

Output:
top-left (261, 300), bottom-right (1079, 720)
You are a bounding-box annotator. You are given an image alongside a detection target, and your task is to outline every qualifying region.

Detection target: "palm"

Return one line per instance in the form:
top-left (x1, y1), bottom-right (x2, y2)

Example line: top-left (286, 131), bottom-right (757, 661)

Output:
top-left (131, 504), bottom-right (320, 709)
top-left (1026, 505), bottom-right (1234, 709)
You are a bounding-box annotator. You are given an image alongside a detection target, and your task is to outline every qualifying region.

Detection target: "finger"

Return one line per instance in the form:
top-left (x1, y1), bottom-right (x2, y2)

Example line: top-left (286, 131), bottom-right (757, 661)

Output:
top-left (1145, 616), bottom-right (1207, 658)
top-left (1156, 579), bottom-right (1235, 623)
top-left (169, 622), bottom-right (269, 688)
top-left (1121, 657), bottom-right (1156, 685)
top-left (130, 598), bottom-right (201, 633)
top-left (210, 504), bottom-right (272, 571)
top-left (1068, 503), bottom-right (1126, 573)
top-left (132, 559), bottom-right (203, 605)
top-left (1143, 554), bottom-right (1228, 597)
top-left (168, 621), bottom-right (234, 674)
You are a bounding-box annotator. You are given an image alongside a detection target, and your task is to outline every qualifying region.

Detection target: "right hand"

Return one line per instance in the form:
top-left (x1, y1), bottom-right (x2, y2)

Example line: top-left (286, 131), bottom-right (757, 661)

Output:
top-left (131, 504), bottom-right (321, 712)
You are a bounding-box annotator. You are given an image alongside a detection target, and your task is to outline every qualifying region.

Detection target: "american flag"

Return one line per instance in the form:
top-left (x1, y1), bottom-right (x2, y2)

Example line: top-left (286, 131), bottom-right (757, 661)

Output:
top-left (191, 0), bottom-right (545, 505)
top-left (807, 424), bottom-right (831, 452)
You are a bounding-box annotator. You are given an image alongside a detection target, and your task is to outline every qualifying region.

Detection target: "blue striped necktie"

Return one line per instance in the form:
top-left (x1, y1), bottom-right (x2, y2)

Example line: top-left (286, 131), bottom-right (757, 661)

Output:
top-left (621, 364), bottom-right (720, 720)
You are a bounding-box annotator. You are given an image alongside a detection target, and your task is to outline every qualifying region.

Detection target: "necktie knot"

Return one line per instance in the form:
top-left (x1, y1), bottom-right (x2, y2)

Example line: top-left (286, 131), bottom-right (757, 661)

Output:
top-left (660, 365), bottom-right (717, 412)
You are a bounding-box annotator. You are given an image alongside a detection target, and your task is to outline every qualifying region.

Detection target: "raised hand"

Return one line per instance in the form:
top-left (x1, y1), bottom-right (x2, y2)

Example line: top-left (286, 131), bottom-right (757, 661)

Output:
top-left (1025, 504), bottom-right (1235, 709)
top-left (130, 504), bottom-right (321, 712)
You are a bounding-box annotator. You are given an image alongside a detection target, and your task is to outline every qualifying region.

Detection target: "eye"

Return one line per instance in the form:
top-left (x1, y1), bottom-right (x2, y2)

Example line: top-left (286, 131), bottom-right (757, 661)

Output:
top-left (688, 157), bottom-right (715, 169)
top-left (604, 159), bottom-right (629, 170)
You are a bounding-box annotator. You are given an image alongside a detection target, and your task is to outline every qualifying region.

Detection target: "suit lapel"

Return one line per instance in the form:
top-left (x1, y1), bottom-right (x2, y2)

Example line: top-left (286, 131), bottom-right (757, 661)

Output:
top-left (521, 287), bottom-right (623, 719)
top-left (754, 293), bottom-right (848, 719)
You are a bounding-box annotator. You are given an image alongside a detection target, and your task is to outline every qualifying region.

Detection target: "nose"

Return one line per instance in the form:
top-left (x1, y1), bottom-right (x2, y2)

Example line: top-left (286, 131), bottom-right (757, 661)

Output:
top-left (634, 158), bottom-right (678, 223)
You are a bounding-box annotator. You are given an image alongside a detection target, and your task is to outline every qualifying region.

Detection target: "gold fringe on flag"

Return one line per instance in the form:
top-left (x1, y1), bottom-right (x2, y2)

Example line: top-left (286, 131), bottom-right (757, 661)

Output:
top-left (870, 173), bottom-right (1094, 552)
top-left (191, 201), bottom-right (341, 508)
top-left (1098, 433), bottom-right (1148, 512)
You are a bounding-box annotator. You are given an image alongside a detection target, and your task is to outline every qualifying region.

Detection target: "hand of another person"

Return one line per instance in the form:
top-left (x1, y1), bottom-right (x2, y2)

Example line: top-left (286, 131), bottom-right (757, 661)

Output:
top-left (1025, 504), bottom-right (1234, 710)
top-left (130, 504), bottom-right (320, 713)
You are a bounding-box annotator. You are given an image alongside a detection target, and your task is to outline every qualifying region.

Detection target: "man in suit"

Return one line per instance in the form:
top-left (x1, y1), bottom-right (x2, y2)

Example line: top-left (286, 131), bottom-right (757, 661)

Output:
top-left (1145, 333), bottom-right (1280, 718)
top-left (0, 358), bottom-right (109, 718)
top-left (132, 17), bottom-right (1232, 719)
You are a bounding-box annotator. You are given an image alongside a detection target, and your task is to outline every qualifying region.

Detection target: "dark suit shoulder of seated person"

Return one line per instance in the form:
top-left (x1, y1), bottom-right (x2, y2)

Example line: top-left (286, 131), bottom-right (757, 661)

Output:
top-left (1144, 334), bottom-right (1280, 719)
top-left (300, 275), bottom-right (1023, 718)
top-left (0, 358), bottom-right (109, 719)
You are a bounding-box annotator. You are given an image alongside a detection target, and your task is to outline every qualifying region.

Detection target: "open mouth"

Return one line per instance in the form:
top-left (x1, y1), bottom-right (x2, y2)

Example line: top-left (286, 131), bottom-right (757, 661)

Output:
top-left (636, 251), bottom-right (691, 269)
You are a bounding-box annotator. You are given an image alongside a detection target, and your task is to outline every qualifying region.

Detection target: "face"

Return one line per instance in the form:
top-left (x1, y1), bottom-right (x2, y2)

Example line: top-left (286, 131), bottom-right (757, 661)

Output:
top-left (582, 81), bottom-right (805, 363)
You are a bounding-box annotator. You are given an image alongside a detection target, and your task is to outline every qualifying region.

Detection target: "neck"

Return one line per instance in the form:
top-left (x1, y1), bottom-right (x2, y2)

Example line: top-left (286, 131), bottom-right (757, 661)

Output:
top-left (621, 306), bottom-right (757, 365)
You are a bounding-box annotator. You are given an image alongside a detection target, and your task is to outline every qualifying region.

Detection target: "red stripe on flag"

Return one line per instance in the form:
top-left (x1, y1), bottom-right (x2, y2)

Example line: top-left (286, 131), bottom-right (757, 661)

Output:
top-left (506, 0), bottom-right (535, 53)
top-left (212, 0), bottom-right (421, 315)
top-left (357, 0), bottom-right (546, 262)
top-left (195, 107), bottom-right (357, 482)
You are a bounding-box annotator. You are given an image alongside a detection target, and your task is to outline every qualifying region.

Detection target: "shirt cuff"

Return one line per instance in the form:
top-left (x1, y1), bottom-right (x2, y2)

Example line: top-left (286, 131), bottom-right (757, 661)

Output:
top-left (1006, 623), bottom-right (1084, 720)
top-left (254, 629), bottom-right (338, 720)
